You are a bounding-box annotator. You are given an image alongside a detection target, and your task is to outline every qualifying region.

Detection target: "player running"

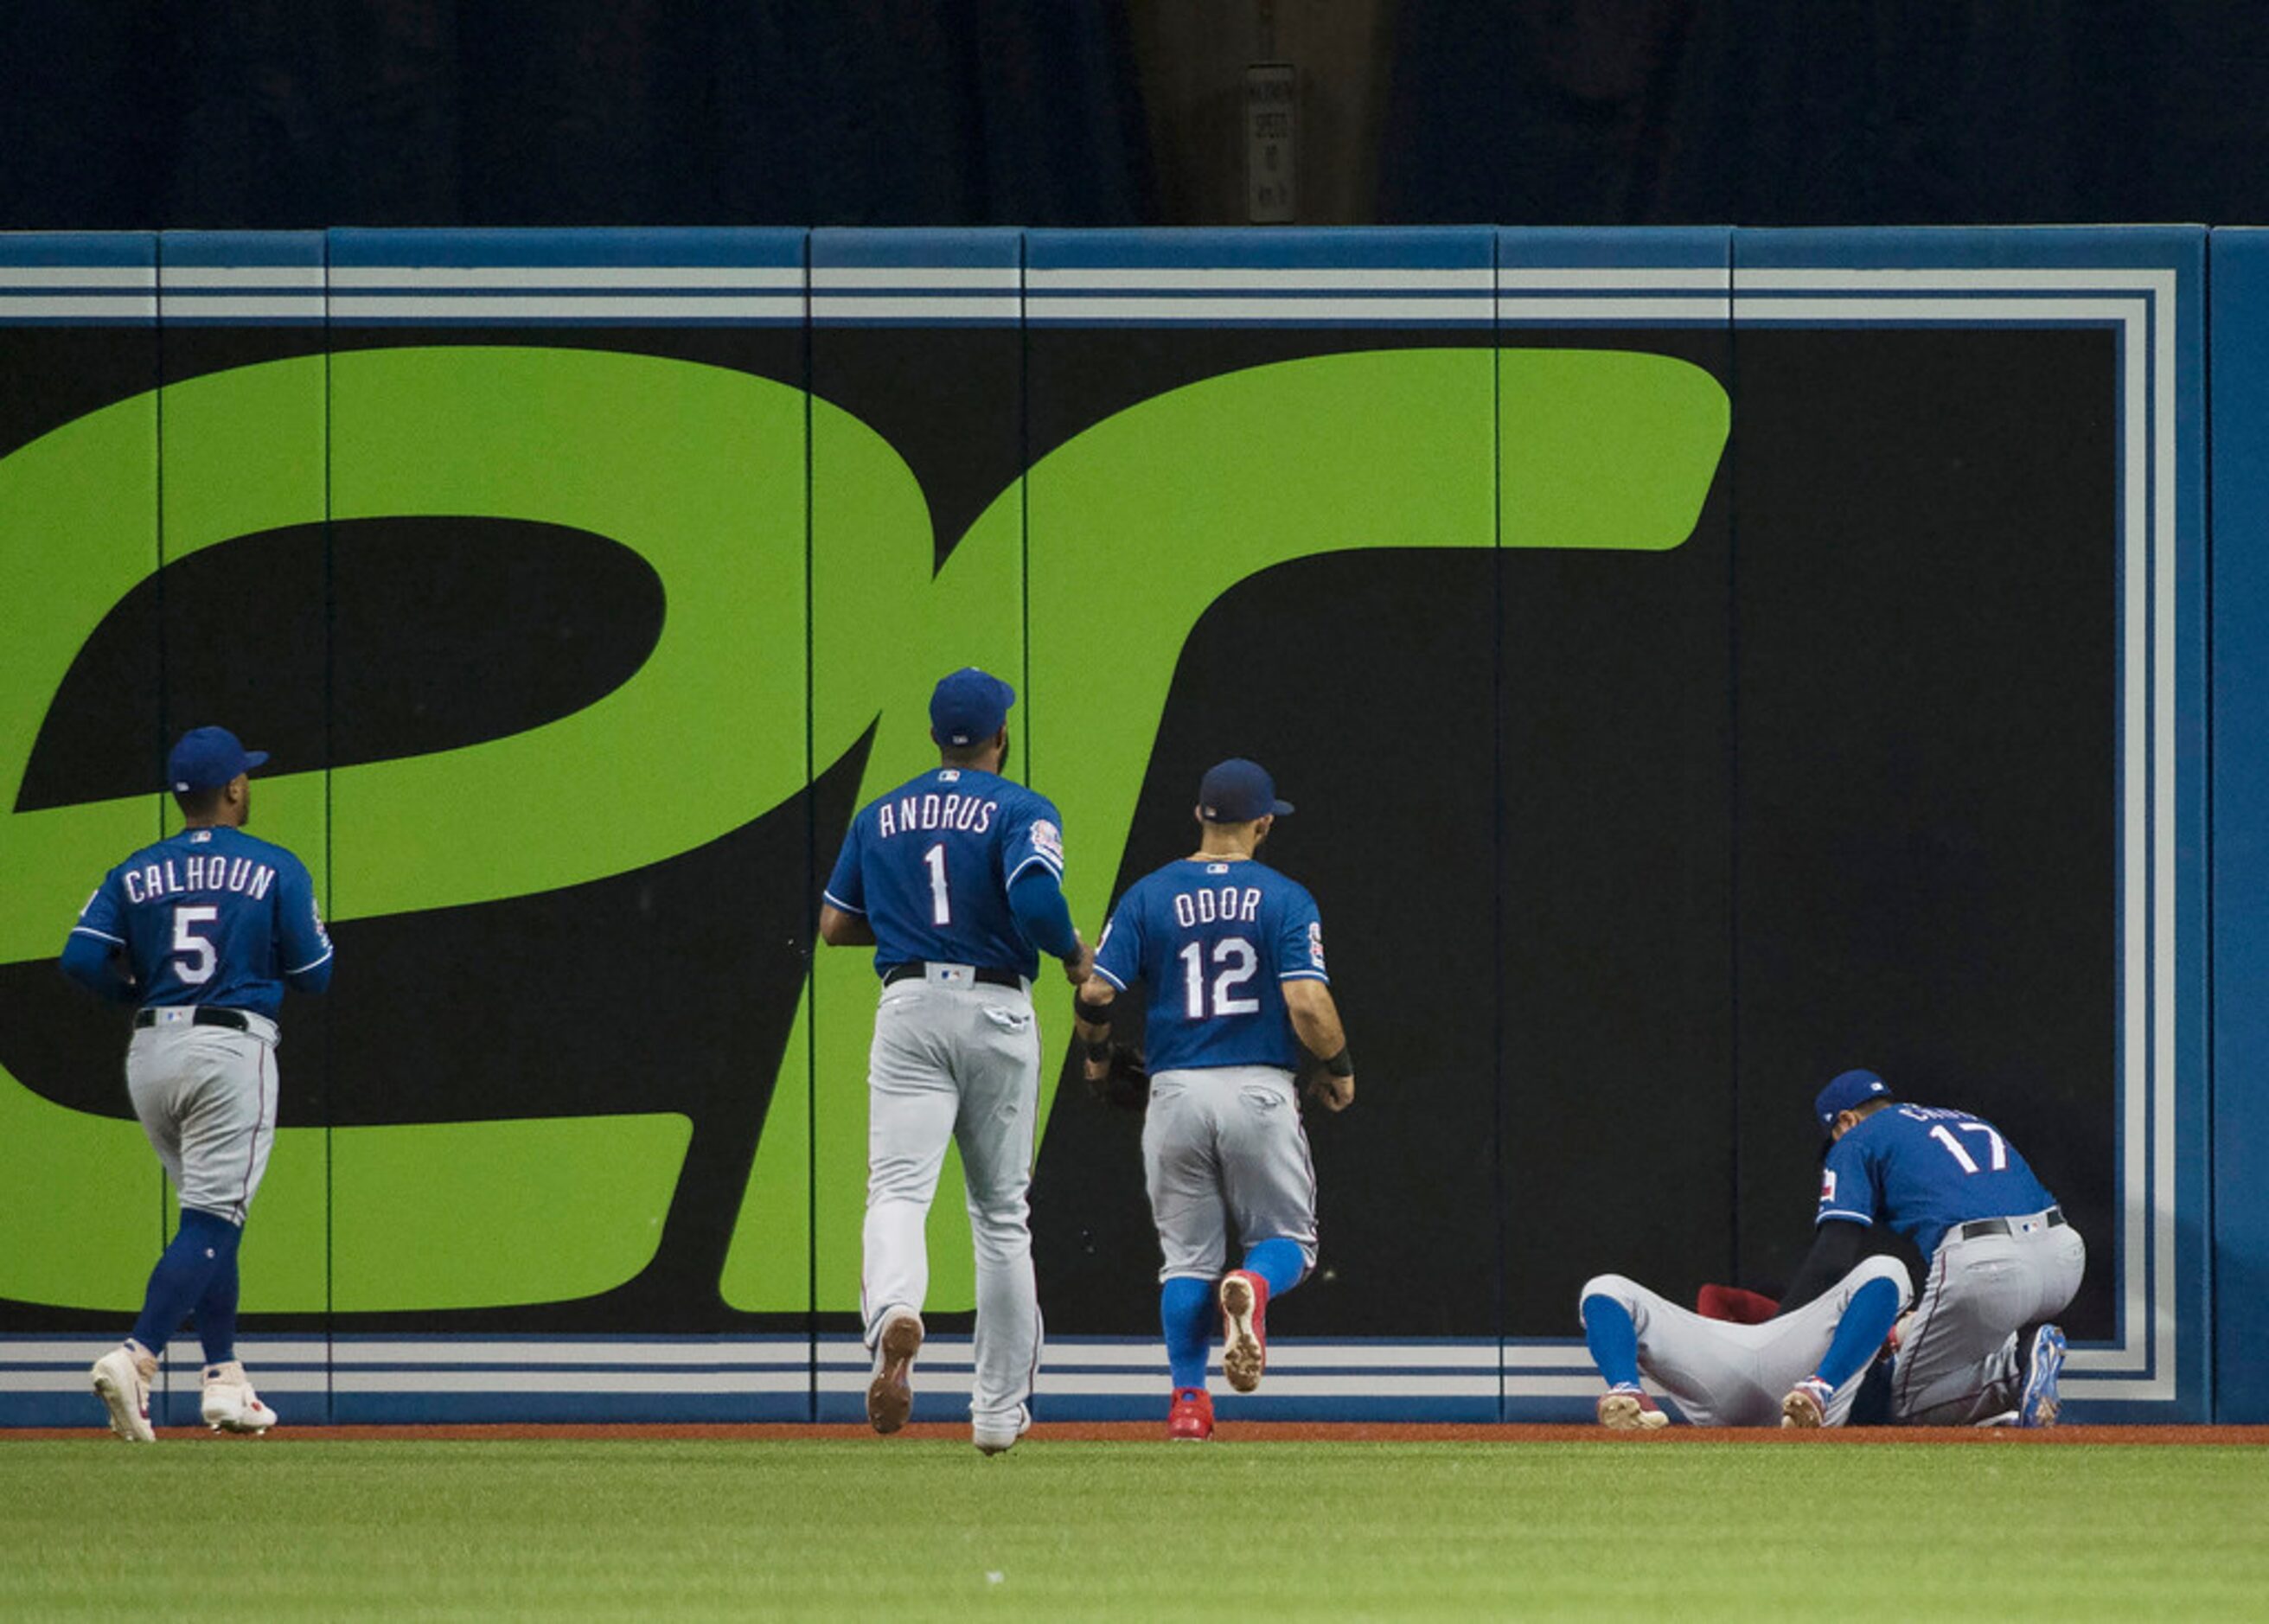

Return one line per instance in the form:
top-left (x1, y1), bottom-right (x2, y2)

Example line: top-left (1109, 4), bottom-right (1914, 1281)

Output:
top-left (61, 726), bottom-right (334, 1442)
top-left (818, 668), bottom-right (1091, 1456)
top-left (1074, 758), bottom-right (1354, 1442)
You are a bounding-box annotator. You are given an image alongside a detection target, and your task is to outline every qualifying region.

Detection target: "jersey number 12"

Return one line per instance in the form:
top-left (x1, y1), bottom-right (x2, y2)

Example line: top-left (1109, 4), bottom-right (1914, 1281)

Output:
top-left (1179, 937), bottom-right (1260, 1020)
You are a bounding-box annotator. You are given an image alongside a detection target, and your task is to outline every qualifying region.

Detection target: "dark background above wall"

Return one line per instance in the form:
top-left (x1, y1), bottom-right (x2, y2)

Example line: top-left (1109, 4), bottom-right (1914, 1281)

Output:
top-left (4, 2), bottom-right (2266, 233)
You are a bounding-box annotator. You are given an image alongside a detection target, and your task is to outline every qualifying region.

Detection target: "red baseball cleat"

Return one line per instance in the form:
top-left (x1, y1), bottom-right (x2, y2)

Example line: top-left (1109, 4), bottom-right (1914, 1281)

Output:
top-left (1166, 1386), bottom-right (1214, 1442)
top-left (1219, 1270), bottom-right (1270, 1394)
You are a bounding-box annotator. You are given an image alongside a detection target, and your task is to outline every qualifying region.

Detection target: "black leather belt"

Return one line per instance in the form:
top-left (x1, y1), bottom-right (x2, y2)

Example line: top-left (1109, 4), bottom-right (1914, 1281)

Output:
top-left (881, 962), bottom-right (1023, 989)
top-left (1958, 1207), bottom-right (2065, 1242)
top-left (135, 1006), bottom-right (251, 1032)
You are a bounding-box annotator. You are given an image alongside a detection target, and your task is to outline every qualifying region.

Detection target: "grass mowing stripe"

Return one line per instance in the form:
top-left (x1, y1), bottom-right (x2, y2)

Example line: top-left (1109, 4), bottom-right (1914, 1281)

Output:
top-left (2, 1441), bottom-right (2261, 1620)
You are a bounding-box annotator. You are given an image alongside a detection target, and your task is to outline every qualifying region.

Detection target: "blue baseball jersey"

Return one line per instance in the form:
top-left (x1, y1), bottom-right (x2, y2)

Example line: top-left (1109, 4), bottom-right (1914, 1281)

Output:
top-left (823, 767), bottom-right (1065, 980)
top-left (71, 826), bottom-right (333, 1020)
top-left (1816, 1103), bottom-right (2059, 1260)
top-left (1091, 858), bottom-right (1328, 1073)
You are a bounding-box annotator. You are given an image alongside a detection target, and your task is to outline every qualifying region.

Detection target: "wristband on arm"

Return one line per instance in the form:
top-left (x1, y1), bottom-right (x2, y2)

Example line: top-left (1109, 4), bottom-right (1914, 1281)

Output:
top-left (1321, 1046), bottom-right (1354, 1078)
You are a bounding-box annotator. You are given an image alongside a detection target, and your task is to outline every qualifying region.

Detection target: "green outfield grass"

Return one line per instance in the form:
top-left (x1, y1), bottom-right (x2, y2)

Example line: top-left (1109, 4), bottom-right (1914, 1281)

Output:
top-left (3, 1440), bottom-right (2262, 1620)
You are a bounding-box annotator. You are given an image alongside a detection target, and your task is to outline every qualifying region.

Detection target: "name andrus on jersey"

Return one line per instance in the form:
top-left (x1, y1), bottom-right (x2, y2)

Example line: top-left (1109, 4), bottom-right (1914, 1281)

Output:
top-left (119, 856), bottom-right (278, 906)
top-left (877, 791), bottom-right (999, 841)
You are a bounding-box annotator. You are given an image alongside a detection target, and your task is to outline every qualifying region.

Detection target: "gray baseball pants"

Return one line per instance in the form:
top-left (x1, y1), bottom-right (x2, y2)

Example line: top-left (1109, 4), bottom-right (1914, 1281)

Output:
top-left (1889, 1209), bottom-right (2085, 1424)
top-left (1143, 1064), bottom-right (1319, 1282)
top-left (125, 1006), bottom-right (281, 1225)
top-left (861, 969), bottom-right (1043, 1433)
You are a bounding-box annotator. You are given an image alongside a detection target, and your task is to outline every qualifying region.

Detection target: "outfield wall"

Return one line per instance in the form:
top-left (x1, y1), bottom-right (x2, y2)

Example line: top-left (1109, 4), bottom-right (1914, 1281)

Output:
top-left (0, 226), bottom-right (2242, 1423)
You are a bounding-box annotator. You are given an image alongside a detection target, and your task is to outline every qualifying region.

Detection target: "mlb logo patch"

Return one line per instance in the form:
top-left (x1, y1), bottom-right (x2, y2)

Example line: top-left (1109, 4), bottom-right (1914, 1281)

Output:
top-left (1307, 921), bottom-right (1326, 970)
top-left (1819, 1170), bottom-right (1838, 1204)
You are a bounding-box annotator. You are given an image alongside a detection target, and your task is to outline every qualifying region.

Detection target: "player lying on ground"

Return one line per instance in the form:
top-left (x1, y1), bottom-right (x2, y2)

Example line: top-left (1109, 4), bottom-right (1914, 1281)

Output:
top-left (61, 727), bottom-right (334, 1442)
top-left (1074, 758), bottom-right (1353, 1442)
top-left (1582, 1067), bottom-right (2080, 1429)
top-left (1580, 1253), bottom-right (1912, 1429)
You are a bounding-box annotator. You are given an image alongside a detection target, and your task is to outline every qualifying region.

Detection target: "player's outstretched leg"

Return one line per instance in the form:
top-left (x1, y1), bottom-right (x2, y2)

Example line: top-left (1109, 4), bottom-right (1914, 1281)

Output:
top-left (1781, 1267), bottom-right (1906, 1429)
top-left (866, 1309), bottom-right (924, 1435)
top-left (200, 1361), bottom-right (278, 1434)
top-left (89, 1341), bottom-right (158, 1443)
top-left (1579, 1280), bottom-right (1667, 1430)
top-left (2017, 1324), bottom-right (2067, 1428)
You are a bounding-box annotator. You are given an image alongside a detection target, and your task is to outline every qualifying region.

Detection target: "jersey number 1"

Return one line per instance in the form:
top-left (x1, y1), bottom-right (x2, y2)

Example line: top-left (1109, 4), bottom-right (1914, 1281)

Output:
top-left (922, 843), bottom-right (951, 926)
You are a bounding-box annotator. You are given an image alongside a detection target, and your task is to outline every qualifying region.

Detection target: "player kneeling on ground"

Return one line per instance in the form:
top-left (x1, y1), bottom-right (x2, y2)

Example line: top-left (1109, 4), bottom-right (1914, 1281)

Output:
top-left (1075, 759), bottom-right (1354, 1442)
top-left (1793, 1068), bottom-right (2082, 1427)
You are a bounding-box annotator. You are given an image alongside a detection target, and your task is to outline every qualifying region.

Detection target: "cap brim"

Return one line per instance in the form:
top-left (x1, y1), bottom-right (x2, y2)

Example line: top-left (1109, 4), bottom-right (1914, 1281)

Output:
top-left (1271, 798), bottom-right (1294, 815)
top-left (243, 749), bottom-right (271, 775)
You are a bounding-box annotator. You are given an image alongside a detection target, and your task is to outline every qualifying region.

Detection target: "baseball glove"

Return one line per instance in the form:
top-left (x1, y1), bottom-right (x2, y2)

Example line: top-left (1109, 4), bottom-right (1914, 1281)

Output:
top-left (1086, 1045), bottom-right (1150, 1113)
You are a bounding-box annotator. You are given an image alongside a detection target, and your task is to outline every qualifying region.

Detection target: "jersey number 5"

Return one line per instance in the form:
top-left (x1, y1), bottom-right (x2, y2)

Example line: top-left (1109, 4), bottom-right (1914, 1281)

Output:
top-left (1929, 1122), bottom-right (2009, 1173)
top-left (1179, 937), bottom-right (1260, 1020)
top-left (171, 905), bottom-right (220, 985)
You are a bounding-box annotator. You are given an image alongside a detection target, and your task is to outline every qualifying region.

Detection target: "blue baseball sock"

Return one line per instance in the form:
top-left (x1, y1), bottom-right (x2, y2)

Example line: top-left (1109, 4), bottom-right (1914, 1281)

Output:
top-left (1240, 1237), bottom-right (1307, 1299)
top-left (131, 1209), bottom-right (241, 1359)
top-left (194, 1246), bottom-right (243, 1367)
top-left (1581, 1294), bottom-right (1645, 1391)
top-left (1817, 1276), bottom-right (1903, 1391)
top-left (1161, 1277), bottom-right (1213, 1391)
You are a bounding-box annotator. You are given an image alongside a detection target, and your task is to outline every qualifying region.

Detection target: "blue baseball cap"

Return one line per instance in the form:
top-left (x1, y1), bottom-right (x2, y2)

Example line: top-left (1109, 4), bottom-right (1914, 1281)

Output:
top-left (1198, 758), bottom-right (1294, 823)
top-left (930, 667), bottom-right (1015, 747)
top-left (168, 726), bottom-right (269, 792)
top-left (1814, 1067), bottom-right (1893, 1140)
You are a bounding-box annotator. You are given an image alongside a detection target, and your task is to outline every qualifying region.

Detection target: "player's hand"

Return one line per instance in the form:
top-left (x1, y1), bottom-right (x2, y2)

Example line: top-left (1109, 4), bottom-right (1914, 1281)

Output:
top-left (1062, 940), bottom-right (1096, 986)
top-left (1307, 1072), bottom-right (1354, 1113)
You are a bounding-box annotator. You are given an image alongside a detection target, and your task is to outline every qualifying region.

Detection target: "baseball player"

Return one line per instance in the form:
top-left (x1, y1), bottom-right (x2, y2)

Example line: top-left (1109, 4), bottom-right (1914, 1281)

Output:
top-left (817, 668), bottom-right (1090, 1456)
top-left (1579, 1253), bottom-right (1912, 1429)
top-left (60, 726), bottom-right (333, 1442)
top-left (1781, 1067), bottom-right (2083, 1427)
top-left (1073, 758), bottom-right (1353, 1442)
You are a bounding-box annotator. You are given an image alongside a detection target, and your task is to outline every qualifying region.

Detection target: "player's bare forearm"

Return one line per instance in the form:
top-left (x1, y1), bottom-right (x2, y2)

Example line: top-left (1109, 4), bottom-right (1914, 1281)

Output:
top-left (1284, 978), bottom-right (1355, 1111)
top-left (1283, 978), bottom-right (1345, 1061)
top-left (817, 903), bottom-right (875, 948)
top-left (1074, 975), bottom-right (1116, 1079)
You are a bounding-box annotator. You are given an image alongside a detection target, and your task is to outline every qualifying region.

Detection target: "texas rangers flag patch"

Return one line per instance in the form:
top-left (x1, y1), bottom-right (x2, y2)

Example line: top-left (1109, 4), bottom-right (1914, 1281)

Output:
top-left (1819, 1170), bottom-right (1838, 1204)
top-left (1307, 921), bottom-right (1327, 970)
top-left (1030, 820), bottom-right (1064, 866)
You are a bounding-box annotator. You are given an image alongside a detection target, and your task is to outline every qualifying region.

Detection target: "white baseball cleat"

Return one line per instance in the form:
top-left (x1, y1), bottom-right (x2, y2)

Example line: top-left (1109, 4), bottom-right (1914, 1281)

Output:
top-left (972, 1403), bottom-right (1031, 1456)
top-left (201, 1361), bottom-right (278, 1434)
top-left (91, 1344), bottom-right (158, 1443)
top-left (866, 1311), bottom-right (924, 1435)
top-left (1218, 1270), bottom-right (1269, 1395)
